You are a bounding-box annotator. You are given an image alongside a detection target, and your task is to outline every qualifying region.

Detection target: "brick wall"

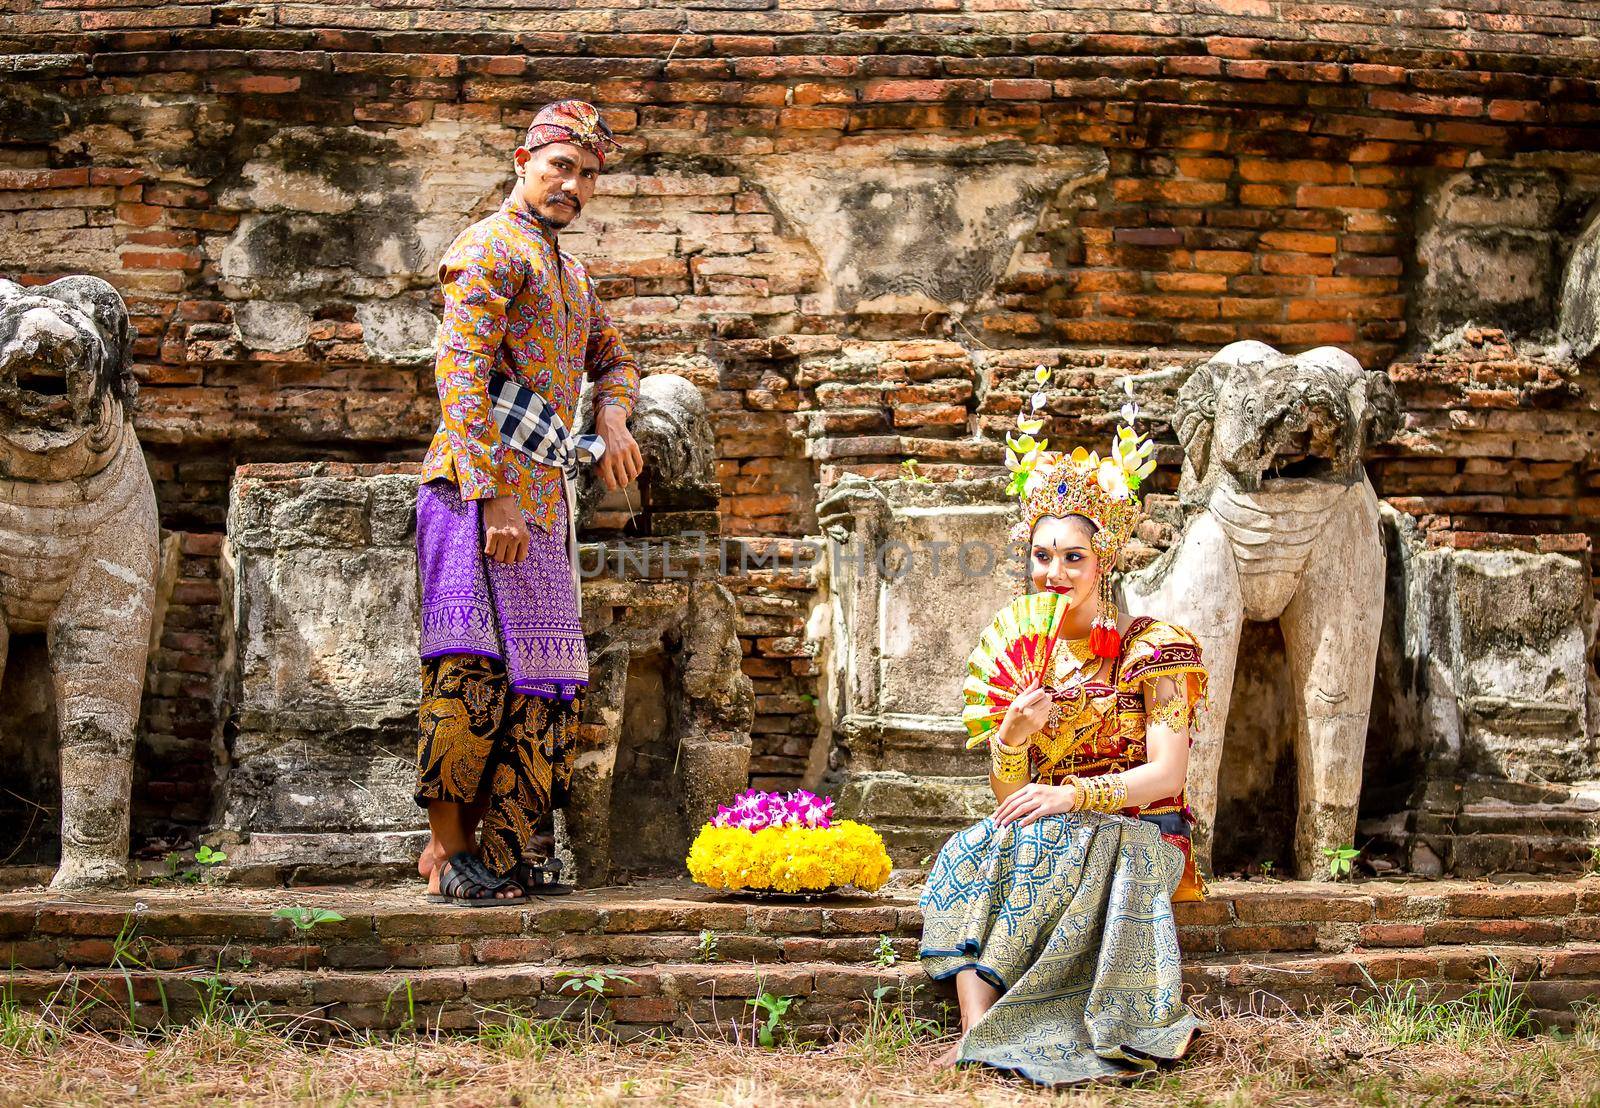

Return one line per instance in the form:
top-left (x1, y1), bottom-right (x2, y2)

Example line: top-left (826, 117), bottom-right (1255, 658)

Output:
top-left (3, 1), bottom-right (1599, 842)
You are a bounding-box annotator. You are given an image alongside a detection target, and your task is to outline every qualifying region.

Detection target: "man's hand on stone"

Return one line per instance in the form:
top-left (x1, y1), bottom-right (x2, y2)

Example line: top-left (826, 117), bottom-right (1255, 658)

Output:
top-left (595, 406), bottom-right (644, 493)
top-left (483, 494), bottom-right (531, 563)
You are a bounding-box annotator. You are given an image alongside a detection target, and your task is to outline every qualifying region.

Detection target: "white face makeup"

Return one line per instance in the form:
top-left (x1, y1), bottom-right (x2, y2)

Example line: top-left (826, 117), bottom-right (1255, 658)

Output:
top-left (1028, 515), bottom-right (1101, 613)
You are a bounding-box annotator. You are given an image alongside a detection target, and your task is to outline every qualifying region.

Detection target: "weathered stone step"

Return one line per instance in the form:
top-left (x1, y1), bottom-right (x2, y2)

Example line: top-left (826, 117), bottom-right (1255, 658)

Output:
top-left (0, 961), bottom-right (928, 1039)
top-left (7, 879), bottom-right (1600, 1034)
top-left (9, 878), bottom-right (1600, 968)
top-left (1360, 778), bottom-right (1600, 877)
top-left (7, 944), bottom-right (1599, 1037)
top-left (0, 883), bottom-right (921, 973)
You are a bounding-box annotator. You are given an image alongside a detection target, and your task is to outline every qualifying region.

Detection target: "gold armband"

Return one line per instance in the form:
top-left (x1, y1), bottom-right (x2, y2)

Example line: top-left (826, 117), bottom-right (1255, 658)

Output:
top-left (990, 736), bottom-right (1031, 783)
top-left (1148, 697), bottom-right (1191, 731)
top-left (1068, 773), bottom-right (1129, 813)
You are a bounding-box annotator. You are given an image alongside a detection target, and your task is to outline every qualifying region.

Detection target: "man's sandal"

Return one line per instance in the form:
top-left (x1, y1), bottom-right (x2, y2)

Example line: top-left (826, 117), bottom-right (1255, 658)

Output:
top-left (517, 857), bottom-right (574, 896)
top-left (426, 851), bottom-right (528, 907)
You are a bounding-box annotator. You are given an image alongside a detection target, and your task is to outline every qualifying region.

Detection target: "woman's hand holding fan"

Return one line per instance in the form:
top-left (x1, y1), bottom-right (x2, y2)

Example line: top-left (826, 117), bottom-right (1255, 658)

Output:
top-left (998, 675), bottom-right (1053, 746)
top-left (961, 592), bottom-right (1071, 750)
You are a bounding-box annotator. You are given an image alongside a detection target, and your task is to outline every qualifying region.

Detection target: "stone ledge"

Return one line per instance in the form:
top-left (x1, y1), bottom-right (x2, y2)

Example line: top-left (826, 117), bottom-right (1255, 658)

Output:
top-left (6, 878), bottom-right (1600, 1033)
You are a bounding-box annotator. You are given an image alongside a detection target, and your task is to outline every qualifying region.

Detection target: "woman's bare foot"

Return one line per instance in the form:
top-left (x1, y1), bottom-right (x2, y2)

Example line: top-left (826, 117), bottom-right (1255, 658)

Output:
top-left (933, 1040), bottom-right (962, 1069)
top-left (418, 838), bottom-right (446, 882)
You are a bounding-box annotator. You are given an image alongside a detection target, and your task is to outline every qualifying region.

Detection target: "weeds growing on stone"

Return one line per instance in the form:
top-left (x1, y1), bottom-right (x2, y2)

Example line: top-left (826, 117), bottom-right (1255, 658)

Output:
top-left (871, 934), bottom-right (899, 968)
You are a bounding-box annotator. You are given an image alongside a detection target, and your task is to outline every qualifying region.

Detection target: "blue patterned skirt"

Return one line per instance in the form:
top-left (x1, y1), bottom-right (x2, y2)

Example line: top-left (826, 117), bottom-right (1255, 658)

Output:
top-left (919, 811), bottom-right (1201, 1086)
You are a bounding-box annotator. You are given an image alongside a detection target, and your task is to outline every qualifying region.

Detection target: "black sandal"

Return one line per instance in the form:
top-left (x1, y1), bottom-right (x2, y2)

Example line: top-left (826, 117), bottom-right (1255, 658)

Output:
top-left (517, 856), bottom-right (574, 896)
top-left (426, 851), bottom-right (528, 907)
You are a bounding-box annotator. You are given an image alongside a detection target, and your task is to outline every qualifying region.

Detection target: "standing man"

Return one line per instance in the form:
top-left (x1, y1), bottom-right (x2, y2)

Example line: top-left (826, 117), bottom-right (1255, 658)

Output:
top-left (414, 101), bottom-right (644, 904)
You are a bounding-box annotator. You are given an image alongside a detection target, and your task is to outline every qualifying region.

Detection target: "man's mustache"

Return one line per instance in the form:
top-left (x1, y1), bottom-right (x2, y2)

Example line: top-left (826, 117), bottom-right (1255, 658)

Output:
top-left (546, 192), bottom-right (581, 214)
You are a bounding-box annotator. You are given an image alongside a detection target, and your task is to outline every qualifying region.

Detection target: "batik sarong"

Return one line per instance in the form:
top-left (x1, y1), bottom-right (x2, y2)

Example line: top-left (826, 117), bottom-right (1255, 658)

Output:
top-left (416, 477), bottom-right (587, 700)
top-left (920, 812), bottom-right (1202, 1086)
top-left (414, 653), bottom-right (582, 876)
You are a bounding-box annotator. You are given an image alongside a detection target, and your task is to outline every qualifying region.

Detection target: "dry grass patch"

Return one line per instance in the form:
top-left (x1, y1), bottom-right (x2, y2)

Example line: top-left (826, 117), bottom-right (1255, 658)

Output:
top-left (4, 979), bottom-right (1600, 1106)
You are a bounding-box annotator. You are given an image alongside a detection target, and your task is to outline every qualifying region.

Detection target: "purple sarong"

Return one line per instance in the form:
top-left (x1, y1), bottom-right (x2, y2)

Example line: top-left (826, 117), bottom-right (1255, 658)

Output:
top-left (417, 478), bottom-right (588, 700)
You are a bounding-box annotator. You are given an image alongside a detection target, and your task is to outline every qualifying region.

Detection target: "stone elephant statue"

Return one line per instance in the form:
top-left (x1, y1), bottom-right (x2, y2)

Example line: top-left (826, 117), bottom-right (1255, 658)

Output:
top-left (1125, 340), bottom-right (1399, 879)
top-left (0, 276), bottom-right (159, 888)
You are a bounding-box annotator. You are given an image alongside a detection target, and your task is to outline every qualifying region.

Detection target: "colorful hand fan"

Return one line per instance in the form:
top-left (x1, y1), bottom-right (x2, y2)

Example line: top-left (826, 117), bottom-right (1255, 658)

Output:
top-left (961, 591), bottom-right (1070, 750)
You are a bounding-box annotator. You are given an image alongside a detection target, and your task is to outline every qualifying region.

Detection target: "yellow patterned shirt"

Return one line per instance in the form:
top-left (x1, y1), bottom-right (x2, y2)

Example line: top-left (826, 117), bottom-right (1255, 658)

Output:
top-left (420, 198), bottom-right (639, 534)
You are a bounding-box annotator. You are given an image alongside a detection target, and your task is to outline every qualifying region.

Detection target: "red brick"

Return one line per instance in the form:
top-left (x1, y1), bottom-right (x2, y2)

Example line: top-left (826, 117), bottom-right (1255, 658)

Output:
top-left (1488, 99), bottom-right (1544, 123)
top-left (1262, 253), bottom-right (1336, 276)
top-left (779, 107), bottom-right (848, 129)
top-left (1195, 250), bottom-right (1255, 274)
top-left (1113, 179), bottom-right (1229, 205)
top-left (120, 249), bottom-right (202, 270)
top-left (116, 203), bottom-right (165, 227)
top-left (1358, 923), bottom-right (1426, 947)
top-left (1239, 159), bottom-right (1339, 184)
top-left (1259, 231), bottom-right (1338, 254)
top-left (1240, 184), bottom-right (1291, 207)
top-left (236, 75), bottom-right (300, 94)
top-left (1349, 64), bottom-right (1406, 86)
top-left (861, 79), bottom-right (984, 102)
top-left (1368, 91), bottom-right (1484, 117)
top-left (1446, 889), bottom-right (1578, 918)
top-left (1221, 924), bottom-right (1319, 953)
top-left (1235, 894), bottom-right (1373, 924)
top-left (991, 78), bottom-right (1052, 100)
top-left (0, 168), bottom-right (91, 189)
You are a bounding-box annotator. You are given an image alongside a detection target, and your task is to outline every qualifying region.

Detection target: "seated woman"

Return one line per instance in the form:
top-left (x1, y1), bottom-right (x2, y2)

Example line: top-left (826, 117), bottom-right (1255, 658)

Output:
top-left (920, 404), bottom-right (1208, 1087)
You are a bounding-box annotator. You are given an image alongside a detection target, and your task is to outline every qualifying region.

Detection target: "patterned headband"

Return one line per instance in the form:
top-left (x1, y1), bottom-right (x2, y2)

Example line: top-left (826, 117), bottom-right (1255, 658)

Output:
top-left (523, 100), bottom-right (622, 167)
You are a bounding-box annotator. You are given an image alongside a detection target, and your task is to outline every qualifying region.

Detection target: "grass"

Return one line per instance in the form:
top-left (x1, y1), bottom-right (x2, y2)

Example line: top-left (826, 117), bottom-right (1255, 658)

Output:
top-left (1349, 957), bottom-right (1534, 1048)
top-left (4, 971), bottom-right (1600, 1106)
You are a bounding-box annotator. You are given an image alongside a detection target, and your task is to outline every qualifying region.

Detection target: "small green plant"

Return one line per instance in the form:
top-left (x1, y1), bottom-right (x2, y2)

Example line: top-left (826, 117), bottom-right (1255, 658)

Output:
top-left (551, 968), bottom-right (635, 1039)
top-left (109, 912), bottom-right (169, 1032)
top-left (1257, 860), bottom-right (1276, 880)
top-left (1, 977), bottom-right (94, 1055)
top-left (476, 1007), bottom-right (572, 1060)
top-left (747, 991), bottom-right (794, 1049)
top-left (163, 851), bottom-right (197, 884)
top-left (187, 951), bottom-right (263, 1045)
top-left (1323, 844), bottom-right (1361, 881)
top-left (384, 977), bottom-right (417, 1036)
top-left (844, 982), bottom-right (944, 1064)
top-left (271, 907), bottom-right (345, 934)
top-left (898, 458), bottom-right (933, 485)
top-left (1586, 843), bottom-right (1600, 876)
top-left (161, 845), bottom-right (226, 885)
top-left (1352, 959), bottom-right (1532, 1047)
top-left (871, 935), bottom-right (899, 969)
top-left (555, 967), bottom-right (635, 1002)
top-left (695, 929), bottom-right (720, 964)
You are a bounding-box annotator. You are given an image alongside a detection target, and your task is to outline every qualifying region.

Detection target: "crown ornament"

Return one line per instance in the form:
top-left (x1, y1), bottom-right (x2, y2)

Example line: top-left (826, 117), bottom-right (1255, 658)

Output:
top-left (1004, 366), bottom-right (1156, 658)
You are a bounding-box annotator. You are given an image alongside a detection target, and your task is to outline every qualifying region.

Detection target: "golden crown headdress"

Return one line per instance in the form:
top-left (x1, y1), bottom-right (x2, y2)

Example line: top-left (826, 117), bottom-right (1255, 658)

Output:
top-left (1003, 366), bottom-right (1157, 658)
top-left (1004, 366), bottom-right (1155, 564)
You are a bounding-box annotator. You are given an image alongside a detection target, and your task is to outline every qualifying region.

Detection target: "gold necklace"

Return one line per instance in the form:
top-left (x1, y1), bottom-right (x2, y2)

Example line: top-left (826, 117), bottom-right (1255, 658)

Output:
top-left (1062, 634), bottom-right (1096, 666)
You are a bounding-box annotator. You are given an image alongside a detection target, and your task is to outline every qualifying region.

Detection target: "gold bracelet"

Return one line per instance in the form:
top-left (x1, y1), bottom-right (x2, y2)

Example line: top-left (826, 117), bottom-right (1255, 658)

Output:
top-left (1069, 773), bottom-right (1128, 813)
top-left (1149, 697), bottom-right (1191, 731)
top-left (990, 735), bottom-right (1031, 783)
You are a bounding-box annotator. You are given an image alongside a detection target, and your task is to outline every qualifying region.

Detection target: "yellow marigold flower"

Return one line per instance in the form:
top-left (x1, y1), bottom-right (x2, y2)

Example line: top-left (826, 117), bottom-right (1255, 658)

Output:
top-left (685, 821), bottom-right (893, 894)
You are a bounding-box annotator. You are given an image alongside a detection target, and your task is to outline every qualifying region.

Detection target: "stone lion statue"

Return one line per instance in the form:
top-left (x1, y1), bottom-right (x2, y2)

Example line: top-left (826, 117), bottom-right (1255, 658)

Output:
top-left (1126, 340), bottom-right (1399, 879)
top-left (0, 275), bottom-right (159, 888)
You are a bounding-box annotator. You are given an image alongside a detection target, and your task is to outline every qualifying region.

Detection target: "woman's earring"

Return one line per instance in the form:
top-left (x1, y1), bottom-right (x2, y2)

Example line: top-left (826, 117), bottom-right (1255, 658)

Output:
top-left (1089, 570), bottom-right (1121, 659)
